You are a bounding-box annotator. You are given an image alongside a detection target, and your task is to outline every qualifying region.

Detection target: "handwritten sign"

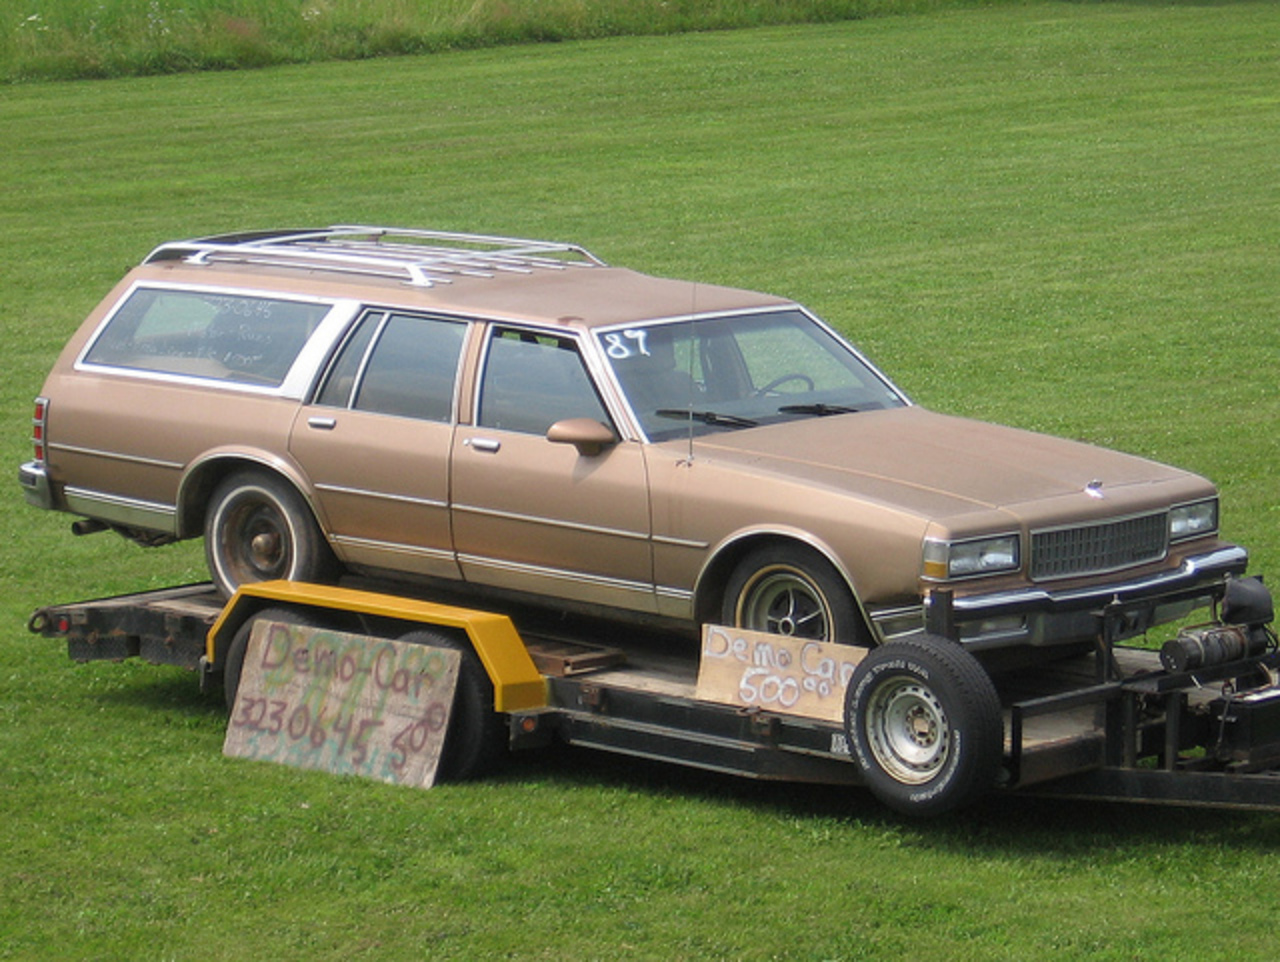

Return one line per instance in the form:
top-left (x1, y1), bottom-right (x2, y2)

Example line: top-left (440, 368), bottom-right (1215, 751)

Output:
top-left (695, 624), bottom-right (868, 722)
top-left (223, 620), bottom-right (460, 788)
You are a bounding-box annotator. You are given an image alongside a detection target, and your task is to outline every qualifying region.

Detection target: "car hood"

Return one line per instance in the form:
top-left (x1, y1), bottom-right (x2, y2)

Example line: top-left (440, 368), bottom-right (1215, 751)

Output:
top-left (682, 406), bottom-right (1208, 527)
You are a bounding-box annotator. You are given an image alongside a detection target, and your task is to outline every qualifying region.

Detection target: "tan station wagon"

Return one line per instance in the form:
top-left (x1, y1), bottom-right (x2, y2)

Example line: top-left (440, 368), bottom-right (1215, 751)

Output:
top-left (20, 226), bottom-right (1248, 656)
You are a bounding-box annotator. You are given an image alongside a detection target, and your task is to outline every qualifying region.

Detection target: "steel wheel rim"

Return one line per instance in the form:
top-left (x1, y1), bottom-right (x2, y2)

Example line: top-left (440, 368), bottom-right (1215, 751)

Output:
top-left (865, 676), bottom-right (950, 785)
top-left (220, 493), bottom-right (292, 583)
top-left (738, 565), bottom-right (832, 641)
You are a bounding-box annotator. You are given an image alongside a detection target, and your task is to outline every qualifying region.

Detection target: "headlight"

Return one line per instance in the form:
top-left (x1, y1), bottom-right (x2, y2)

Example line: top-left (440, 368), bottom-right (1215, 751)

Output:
top-left (923, 535), bottom-right (1020, 580)
top-left (1169, 499), bottom-right (1218, 542)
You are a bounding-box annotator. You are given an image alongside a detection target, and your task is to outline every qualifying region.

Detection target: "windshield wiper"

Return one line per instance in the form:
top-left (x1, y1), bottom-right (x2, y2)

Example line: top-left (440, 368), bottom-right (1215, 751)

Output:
top-left (655, 408), bottom-right (758, 429)
top-left (778, 403), bottom-right (860, 417)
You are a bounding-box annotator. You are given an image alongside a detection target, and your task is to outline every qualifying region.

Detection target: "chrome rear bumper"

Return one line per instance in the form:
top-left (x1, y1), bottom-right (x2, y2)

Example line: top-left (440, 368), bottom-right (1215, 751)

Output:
top-left (18, 461), bottom-right (53, 510)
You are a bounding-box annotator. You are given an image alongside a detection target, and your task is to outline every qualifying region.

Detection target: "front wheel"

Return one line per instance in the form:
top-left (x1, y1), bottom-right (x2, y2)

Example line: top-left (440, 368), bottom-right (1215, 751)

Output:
top-left (721, 543), bottom-right (864, 645)
top-left (844, 636), bottom-right (1003, 817)
top-left (205, 469), bottom-right (337, 598)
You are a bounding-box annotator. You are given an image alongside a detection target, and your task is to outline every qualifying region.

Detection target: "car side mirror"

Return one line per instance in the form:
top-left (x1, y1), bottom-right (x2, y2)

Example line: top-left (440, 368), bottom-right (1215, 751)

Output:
top-left (546, 418), bottom-right (617, 456)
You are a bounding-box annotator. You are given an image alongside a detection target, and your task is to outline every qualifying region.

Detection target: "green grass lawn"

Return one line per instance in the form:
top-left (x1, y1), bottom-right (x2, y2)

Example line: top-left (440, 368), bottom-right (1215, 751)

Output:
top-left (0, 0), bottom-right (994, 81)
top-left (2, 2), bottom-right (1279, 958)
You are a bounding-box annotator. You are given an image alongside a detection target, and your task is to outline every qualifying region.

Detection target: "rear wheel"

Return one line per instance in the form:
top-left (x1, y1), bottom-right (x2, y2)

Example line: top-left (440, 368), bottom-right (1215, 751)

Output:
top-left (398, 628), bottom-right (508, 782)
top-left (222, 605), bottom-right (320, 710)
top-left (205, 469), bottom-right (336, 598)
top-left (844, 636), bottom-right (1003, 816)
top-left (721, 543), bottom-right (864, 645)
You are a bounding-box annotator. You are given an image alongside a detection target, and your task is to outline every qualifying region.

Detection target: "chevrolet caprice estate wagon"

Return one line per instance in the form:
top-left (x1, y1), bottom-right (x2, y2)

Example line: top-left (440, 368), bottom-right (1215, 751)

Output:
top-left (20, 226), bottom-right (1248, 655)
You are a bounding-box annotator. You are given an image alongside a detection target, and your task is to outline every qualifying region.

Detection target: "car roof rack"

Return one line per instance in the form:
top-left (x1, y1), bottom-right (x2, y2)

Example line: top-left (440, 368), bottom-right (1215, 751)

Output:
top-left (143, 225), bottom-right (607, 288)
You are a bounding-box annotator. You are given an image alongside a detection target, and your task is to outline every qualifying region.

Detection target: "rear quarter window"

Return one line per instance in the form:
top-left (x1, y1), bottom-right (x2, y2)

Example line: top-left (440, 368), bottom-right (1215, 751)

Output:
top-left (81, 287), bottom-right (332, 387)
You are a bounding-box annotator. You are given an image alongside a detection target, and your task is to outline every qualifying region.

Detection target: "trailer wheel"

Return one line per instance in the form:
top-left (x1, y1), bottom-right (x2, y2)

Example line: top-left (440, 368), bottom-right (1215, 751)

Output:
top-left (844, 636), bottom-right (1002, 817)
top-left (205, 469), bottom-right (336, 599)
top-left (222, 605), bottom-right (320, 711)
top-left (398, 629), bottom-right (508, 782)
top-left (721, 543), bottom-right (864, 645)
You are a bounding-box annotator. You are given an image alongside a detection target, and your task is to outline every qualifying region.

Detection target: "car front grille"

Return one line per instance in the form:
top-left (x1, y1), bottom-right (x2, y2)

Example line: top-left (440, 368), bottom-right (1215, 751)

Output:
top-left (1030, 511), bottom-right (1168, 581)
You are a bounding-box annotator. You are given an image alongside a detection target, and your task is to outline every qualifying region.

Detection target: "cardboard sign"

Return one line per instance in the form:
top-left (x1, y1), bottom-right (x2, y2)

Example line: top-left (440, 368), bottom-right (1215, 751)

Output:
top-left (695, 624), bottom-right (867, 722)
top-left (223, 620), bottom-right (460, 788)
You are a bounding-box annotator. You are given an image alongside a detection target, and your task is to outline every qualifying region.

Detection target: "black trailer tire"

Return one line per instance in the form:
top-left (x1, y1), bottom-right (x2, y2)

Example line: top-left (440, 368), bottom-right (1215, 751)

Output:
top-left (222, 605), bottom-right (321, 711)
top-left (722, 543), bottom-right (865, 645)
top-left (398, 628), bottom-right (508, 782)
top-left (844, 636), bottom-right (1002, 817)
top-left (205, 469), bottom-right (337, 599)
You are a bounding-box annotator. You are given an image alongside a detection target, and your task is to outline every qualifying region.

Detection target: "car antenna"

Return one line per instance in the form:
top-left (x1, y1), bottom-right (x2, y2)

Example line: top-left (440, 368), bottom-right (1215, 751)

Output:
top-left (679, 286), bottom-right (697, 466)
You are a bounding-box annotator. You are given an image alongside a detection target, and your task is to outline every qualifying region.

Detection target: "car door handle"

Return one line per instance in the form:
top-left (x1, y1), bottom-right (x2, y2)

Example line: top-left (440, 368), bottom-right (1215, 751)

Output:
top-left (465, 437), bottom-right (501, 454)
top-left (307, 416), bottom-right (337, 430)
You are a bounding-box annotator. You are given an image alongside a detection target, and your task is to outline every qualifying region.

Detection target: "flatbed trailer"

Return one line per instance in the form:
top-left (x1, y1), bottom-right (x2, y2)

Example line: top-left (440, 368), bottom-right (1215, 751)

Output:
top-left (25, 576), bottom-right (1280, 816)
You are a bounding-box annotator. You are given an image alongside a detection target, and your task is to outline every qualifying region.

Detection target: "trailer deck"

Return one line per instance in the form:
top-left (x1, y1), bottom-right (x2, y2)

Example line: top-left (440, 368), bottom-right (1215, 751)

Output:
top-left (26, 578), bottom-right (1280, 814)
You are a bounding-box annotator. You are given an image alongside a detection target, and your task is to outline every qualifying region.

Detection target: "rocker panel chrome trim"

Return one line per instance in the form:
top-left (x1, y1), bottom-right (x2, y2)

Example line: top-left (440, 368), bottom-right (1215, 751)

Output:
top-left (62, 486), bottom-right (176, 531)
top-left (457, 552), bottom-right (654, 596)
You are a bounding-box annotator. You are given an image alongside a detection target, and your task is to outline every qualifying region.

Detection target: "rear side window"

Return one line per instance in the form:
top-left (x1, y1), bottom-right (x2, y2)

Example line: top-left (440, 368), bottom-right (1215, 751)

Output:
top-left (82, 287), bottom-right (331, 387)
top-left (316, 312), bottom-right (466, 422)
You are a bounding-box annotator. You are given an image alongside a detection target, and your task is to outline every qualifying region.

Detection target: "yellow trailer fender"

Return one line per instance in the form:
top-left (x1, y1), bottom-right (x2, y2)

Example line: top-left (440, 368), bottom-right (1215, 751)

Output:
top-left (206, 581), bottom-right (546, 712)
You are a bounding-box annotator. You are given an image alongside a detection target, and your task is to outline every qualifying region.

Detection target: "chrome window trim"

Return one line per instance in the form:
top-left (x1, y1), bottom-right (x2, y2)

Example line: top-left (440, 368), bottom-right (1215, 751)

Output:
top-left (329, 534), bottom-right (455, 564)
top-left (457, 553), bottom-right (655, 598)
top-left (344, 311), bottom-right (391, 409)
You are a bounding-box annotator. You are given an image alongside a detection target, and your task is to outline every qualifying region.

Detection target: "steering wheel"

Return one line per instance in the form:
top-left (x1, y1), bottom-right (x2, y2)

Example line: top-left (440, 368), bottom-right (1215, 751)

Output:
top-left (752, 372), bottom-right (815, 397)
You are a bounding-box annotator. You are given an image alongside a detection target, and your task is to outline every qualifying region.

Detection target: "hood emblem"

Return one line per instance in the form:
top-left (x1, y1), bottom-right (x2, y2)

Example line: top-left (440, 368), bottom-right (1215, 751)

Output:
top-left (1085, 479), bottom-right (1105, 500)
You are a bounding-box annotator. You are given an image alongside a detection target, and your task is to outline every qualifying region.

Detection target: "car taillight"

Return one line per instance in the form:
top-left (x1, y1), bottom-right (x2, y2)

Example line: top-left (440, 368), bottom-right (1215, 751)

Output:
top-left (32, 397), bottom-right (47, 463)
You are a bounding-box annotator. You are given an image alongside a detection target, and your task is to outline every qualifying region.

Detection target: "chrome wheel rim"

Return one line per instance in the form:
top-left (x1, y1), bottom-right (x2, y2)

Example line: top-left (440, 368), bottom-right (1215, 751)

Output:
top-left (738, 565), bottom-right (832, 641)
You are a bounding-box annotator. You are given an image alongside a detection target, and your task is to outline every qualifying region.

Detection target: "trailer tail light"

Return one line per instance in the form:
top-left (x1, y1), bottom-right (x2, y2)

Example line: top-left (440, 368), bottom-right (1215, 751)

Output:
top-left (32, 397), bottom-right (47, 463)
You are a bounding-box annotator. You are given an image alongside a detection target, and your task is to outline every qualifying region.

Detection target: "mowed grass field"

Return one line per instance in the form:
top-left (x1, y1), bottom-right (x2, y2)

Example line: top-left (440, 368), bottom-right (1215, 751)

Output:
top-left (2, 2), bottom-right (1279, 959)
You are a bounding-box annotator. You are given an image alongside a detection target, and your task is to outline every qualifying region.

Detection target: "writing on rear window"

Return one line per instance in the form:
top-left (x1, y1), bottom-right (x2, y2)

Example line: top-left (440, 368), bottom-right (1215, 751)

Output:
top-left (83, 286), bottom-right (331, 387)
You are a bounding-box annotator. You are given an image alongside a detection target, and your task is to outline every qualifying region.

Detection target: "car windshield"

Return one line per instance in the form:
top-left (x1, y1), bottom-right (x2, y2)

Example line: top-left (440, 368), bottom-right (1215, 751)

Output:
top-left (599, 309), bottom-right (907, 441)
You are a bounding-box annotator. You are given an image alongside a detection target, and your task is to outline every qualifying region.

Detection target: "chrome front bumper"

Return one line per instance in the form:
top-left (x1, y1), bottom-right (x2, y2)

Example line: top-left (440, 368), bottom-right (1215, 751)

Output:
top-left (932, 545), bottom-right (1251, 650)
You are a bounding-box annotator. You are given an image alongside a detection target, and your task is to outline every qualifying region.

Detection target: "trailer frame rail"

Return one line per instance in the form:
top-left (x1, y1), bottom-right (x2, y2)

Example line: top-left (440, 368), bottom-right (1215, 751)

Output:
top-left (26, 576), bottom-right (1280, 814)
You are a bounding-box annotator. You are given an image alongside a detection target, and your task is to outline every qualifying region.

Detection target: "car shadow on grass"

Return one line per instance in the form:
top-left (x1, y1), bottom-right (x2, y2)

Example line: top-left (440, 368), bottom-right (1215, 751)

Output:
top-left (92, 664), bottom-right (227, 723)
top-left (88, 663), bottom-right (1280, 854)
top-left (490, 742), bottom-right (1280, 854)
